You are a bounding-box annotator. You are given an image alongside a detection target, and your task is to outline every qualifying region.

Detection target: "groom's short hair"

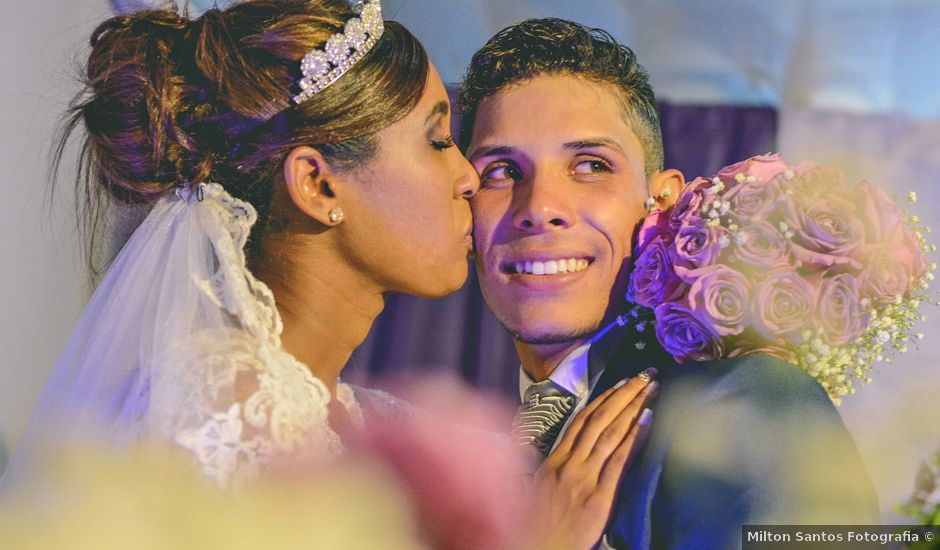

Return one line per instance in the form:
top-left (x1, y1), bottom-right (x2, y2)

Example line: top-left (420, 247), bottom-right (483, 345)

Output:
top-left (458, 18), bottom-right (664, 178)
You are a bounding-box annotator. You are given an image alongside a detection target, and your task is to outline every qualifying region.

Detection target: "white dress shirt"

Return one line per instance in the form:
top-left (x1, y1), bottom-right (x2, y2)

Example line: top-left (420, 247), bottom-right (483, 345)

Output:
top-left (517, 342), bottom-right (605, 455)
top-left (518, 341), bottom-right (620, 550)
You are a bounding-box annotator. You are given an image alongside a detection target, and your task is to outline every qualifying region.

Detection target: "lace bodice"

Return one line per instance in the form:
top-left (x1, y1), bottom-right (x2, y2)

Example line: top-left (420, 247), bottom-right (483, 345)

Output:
top-left (167, 332), bottom-right (365, 486)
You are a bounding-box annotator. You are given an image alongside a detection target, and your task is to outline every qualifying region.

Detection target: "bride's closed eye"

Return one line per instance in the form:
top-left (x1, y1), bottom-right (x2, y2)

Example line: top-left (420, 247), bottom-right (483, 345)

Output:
top-left (431, 135), bottom-right (456, 151)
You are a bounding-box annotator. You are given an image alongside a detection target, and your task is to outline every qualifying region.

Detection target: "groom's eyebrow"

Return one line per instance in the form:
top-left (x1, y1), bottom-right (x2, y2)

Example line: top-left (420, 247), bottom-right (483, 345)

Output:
top-left (467, 144), bottom-right (518, 161)
top-left (563, 137), bottom-right (626, 156)
top-left (424, 101), bottom-right (449, 126)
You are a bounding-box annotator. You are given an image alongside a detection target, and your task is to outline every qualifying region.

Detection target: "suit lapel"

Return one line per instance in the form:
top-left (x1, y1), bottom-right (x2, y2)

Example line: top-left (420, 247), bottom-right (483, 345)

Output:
top-left (587, 326), bottom-right (674, 403)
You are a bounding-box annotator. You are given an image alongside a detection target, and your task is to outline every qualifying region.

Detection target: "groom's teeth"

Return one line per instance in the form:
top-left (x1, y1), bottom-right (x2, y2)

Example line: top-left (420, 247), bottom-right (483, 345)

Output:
top-left (512, 257), bottom-right (590, 275)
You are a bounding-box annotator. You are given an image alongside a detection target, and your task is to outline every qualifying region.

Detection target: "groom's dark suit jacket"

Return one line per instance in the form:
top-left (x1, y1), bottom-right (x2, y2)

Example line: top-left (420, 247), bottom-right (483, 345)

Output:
top-left (584, 331), bottom-right (880, 550)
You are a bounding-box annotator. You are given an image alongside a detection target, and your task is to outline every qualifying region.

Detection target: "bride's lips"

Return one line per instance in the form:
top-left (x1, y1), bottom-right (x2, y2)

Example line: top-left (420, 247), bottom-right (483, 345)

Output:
top-left (461, 224), bottom-right (473, 250)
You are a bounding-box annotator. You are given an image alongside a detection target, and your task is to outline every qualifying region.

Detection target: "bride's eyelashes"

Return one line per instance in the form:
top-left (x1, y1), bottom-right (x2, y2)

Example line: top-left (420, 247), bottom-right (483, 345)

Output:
top-left (430, 134), bottom-right (456, 151)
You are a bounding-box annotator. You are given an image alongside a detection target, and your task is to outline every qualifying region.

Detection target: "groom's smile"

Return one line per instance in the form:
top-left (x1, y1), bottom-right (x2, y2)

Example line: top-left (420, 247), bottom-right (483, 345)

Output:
top-left (467, 74), bottom-right (650, 345)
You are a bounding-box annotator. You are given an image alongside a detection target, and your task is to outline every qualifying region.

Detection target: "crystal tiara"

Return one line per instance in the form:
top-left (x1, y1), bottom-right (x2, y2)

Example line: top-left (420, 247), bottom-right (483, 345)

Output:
top-left (292, 0), bottom-right (385, 105)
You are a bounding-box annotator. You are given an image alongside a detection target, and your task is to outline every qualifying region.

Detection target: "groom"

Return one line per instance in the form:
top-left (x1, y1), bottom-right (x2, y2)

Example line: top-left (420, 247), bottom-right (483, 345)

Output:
top-left (459, 18), bottom-right (879, 549)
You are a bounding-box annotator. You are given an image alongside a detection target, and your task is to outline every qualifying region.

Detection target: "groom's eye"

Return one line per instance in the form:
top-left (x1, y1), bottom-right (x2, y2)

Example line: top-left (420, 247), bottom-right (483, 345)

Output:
top-left (571, 158), bottom-right (613, 176)
top-left (480, 163), bottom-right (522, 187)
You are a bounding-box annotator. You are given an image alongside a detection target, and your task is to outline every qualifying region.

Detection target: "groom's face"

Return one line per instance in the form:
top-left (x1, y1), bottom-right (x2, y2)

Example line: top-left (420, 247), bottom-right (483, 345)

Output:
top-left (467, 75), bottom-right (649, 344)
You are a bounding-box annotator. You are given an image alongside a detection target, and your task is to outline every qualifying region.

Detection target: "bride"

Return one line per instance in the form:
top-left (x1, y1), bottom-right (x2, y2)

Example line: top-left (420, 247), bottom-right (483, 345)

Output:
top-left (6, 0), bottom-right (653, 544)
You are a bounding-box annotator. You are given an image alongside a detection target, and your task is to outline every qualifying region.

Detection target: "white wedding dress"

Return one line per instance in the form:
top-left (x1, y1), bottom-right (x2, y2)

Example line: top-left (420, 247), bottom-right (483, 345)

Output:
top-left (4, 183), bottom-right (403, 489)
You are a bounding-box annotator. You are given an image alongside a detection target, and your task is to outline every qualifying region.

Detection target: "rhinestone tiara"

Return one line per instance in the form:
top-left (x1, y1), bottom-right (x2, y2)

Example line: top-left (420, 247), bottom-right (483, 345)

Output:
top-left (292, 0), bottom-right (385, 105)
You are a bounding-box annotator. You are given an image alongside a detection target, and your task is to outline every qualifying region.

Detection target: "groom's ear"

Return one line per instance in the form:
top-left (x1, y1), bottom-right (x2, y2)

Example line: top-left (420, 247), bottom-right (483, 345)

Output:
top-left (650, 168), bottom-right (685, 210)
top-left (283, 145), bottom-right (343, 226)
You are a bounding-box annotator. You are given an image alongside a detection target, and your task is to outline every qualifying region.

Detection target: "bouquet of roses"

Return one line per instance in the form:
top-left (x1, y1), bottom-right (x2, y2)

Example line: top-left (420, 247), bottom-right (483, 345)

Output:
top-left (628, 153), bottom-right (936, 403)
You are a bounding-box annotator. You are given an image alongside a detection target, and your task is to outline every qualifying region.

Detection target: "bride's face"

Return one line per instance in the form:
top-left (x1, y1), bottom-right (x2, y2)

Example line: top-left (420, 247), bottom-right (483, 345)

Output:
top-left (342, 64), bottom-right (478, 297)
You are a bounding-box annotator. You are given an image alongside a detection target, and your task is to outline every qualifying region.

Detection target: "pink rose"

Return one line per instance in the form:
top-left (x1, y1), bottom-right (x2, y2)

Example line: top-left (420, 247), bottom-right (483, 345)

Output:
top-left (816, 273), bottom-right (867, 345)
top-left (854, 180), bottom-right (905, 244)
top-left (355, 378), bottom-right (531, 550)
top-left (859, 244), bottom-right (923, 304)
top-left (685, 265), bottom-right (752, 336)
top-left (788, 164), bottom-right (842, 196)
top-left (654, 301), bottom-right (724, 363)
top-left (716, 153), bottom-right (790, 185)
top-left (852, 181), bottom-right (927, 279)
top-left (732, 221), bottom-right (790, 270)
top-left (668, 177), bottom-right (711, 233)
top-left (672, 222), bottom-right (726, 269)
top-left (628, 236), bottom-right (685, 307)
top-left (902, 224), bottom-right (928, 281)
top-left (634, 209), bottom-right (670, 257)
top-left (752, 269), bottom-right (817, 344)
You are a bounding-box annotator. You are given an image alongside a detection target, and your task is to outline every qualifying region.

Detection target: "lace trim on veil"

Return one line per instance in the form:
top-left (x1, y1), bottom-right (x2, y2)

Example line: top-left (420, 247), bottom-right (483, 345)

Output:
top-left (5, 182), bottom-right (366, 489)
top-left (162, 184), bottom-right (371, 486)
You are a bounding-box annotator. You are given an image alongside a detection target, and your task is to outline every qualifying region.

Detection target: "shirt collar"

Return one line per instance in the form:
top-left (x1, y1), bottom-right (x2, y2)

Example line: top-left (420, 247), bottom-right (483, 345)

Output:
top-left (518, 342), bottom-right (592, 404)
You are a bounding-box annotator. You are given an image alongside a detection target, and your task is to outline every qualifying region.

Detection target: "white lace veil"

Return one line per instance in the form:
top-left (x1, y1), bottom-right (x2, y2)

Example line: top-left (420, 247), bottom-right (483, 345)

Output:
top-left (4, 183), bottom-right (339, 489)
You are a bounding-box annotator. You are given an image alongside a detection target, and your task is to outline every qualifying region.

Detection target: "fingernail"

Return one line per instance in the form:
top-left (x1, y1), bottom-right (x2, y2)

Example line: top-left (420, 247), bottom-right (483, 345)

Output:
top-left (637, 367), bottom-right (658, 382)
top-left (638, 407), bottom-right (654, 426)
top-left (614, 379), bottom-right (628, 389)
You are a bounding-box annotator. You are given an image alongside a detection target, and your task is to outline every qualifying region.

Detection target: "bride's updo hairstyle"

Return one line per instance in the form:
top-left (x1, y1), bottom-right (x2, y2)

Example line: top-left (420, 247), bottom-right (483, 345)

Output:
top-left (59, 0), bottom-right (428, 264)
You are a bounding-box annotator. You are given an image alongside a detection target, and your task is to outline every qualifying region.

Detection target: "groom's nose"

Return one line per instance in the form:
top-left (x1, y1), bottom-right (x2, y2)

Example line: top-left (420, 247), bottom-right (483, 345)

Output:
top-left (511, 171), bottom-right (576, 234)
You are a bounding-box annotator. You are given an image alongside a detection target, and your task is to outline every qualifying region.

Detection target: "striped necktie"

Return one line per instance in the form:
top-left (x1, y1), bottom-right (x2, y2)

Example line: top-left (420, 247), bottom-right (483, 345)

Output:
top-left (512, 379), bottom-right (577, 457)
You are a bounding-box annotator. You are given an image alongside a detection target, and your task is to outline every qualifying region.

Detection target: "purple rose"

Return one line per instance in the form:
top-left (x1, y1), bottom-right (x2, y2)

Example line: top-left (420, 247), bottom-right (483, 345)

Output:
top-left (654, 301), bottom-right (724, 364)
top-left (733, 221), bottom-right (790, 270)
top-left (752, 270), bottom-right (817, 344)
top-left (816, 273), bottom-right (867, 345)
top-left (673, 222), bottom-right (725, 269)
top-left (685, 265), bottom-right (752, 337)
top-left (723, 177), bottom-right (780, 220)
top-left (628, 236), bottom-right (685, 308)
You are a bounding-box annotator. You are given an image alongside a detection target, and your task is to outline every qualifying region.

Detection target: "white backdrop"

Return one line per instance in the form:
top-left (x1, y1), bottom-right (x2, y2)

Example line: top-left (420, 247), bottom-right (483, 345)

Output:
top-left (0, 0), bottom-right (110, 473)
top-left (2, 0), bottom-right (938, 520)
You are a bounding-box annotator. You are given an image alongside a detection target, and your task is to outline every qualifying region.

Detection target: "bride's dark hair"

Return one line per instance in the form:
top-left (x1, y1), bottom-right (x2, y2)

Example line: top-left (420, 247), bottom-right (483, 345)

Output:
top-left (55, 0), bottom-right (428, 274)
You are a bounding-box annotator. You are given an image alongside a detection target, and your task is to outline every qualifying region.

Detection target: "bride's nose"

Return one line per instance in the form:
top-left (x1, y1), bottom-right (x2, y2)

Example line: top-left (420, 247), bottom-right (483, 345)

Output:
top-left (452, 151), bottom-right (479, 199)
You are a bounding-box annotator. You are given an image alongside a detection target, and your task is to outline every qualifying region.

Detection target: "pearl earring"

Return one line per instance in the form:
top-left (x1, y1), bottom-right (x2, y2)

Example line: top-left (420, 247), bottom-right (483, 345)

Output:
top-left (645, 189), bottom-right (673, 212)
top-left (328, 207), bottom-right (345, 224)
